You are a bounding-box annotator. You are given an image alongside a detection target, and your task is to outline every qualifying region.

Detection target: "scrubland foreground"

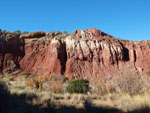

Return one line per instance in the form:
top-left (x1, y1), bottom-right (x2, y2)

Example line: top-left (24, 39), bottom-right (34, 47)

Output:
top-left (0, 71), bottom-right (150, 113)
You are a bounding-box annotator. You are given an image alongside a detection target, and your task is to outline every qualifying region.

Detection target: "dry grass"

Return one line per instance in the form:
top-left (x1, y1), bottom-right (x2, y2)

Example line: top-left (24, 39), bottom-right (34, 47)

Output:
top-left (108, 72), bottom-right (150, 95)
top-left (89, 69), bottom-right (150, 96)
top-left (27, 74), bottom-right (66, 93)
top-left (49, 78), bottom-right (64, 93)
top-left (1, 72), bottom-right (150, 113)
top-left (89, 74), bottom-right (109, 95)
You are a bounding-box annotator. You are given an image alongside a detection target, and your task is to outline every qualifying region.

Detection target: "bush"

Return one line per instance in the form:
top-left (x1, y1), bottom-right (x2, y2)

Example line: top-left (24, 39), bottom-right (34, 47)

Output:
top-left (109, 70), bottom-right (150, 95)
top-left (27, 74), bottom-right (66, 93)
top-left (13, 30), bottom-right (21, 34)
top-left (2, 30), bottom-right (7, 33)
top-left (22, 31), bottom-right (29, 34)
top-left (89, 74), bottom-right (108, 95)
top-left (4, 60), bottom-right (17, 74)
top-left (63, 31), bottom-right (67, 33)
top-left (55, 31), bottom-right (62, 35)
top-left (49, 79), bottom-right (64, 93)
top-left (66, 78), bottom-right (89, 94)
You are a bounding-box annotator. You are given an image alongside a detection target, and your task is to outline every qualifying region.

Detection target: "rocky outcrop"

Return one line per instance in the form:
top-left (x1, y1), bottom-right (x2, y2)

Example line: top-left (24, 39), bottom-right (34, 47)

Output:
top-left (0, 31), bottom-right (25, 72)
top-left (20, 31), bottom-right (46, 39)
top-left (0, 29), bottom-right (150, 78)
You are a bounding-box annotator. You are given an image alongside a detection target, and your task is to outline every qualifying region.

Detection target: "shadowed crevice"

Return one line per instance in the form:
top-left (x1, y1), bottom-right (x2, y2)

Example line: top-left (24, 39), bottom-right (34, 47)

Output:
top-left (133, 50), bottom-right (137, 62)
top-left (119, 42), bottom-right (130, 61)
top-left (58, 41), bottom-right (67, 75)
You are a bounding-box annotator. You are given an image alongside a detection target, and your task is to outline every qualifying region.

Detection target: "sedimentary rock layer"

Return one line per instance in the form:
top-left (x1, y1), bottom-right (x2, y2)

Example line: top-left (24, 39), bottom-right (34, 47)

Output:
top-left (0, 29), bottom-right (150, 78)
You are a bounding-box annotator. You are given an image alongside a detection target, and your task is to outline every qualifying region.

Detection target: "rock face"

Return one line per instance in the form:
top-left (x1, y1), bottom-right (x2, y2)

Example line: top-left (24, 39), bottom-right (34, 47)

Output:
top-left (20, 31), bottom-right (46, 39)
top-left (0, 29), bottom-right (150, 78)
top-left (0, 31), bottom-right (25, 72)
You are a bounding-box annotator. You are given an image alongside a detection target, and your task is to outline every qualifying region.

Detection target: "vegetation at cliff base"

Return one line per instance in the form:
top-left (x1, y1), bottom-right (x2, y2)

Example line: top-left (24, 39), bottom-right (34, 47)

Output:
top-left (66, 78), bottom-right (89, 94)
top-left (1, 72), bottom-right (150, 113)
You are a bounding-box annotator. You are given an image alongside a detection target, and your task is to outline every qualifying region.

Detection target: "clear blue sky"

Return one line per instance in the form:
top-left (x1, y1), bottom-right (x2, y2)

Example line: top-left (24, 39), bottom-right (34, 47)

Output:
top-left (0, 0), bottom-right (150, 41)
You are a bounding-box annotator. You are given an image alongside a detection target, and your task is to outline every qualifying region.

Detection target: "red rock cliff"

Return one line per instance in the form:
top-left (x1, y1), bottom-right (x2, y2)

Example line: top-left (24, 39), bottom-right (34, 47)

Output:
top-left (0, 31), bottom-right (25, 72)
top-left (0, 29), bottom-right (150, 78)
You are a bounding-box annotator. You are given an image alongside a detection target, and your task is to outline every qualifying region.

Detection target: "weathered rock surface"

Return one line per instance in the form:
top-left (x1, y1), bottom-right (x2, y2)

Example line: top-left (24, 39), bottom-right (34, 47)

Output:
top-left (0, 29), bottom-right (150, 78)
top-left (0, 31), bottom-right (25, 72)
top-left (20, 31), bottom-right (46, 39)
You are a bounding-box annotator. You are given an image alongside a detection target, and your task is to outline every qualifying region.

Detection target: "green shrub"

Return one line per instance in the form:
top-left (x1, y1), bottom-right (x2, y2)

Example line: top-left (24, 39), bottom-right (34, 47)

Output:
top-left (63, 31), bottom-right (67, 34)
top-left (2, 30), bottom-right (7, 33)
top-left (13, 30), bottom-right (21, 34)
top-left (22, 31), bottom-right (29, 34)
top-left (66, 78), bottom-right (89, 94)
top-left (55, 31), bottom-right (62, 35)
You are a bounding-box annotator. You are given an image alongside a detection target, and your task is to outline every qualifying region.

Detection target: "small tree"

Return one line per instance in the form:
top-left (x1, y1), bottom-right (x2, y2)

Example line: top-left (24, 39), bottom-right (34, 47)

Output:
top-left (13, 30), bottom-right (21, 34)
top-left (55, 30), bottom-right (62, 34)
top-left (2, 30), bottom-right (7, 33)
top-left (64, 31), bottom-right (67, 34)
top-left (66, 78), bottom-right (89, 94)
top-left (22, 31), bottom-right (29, 34)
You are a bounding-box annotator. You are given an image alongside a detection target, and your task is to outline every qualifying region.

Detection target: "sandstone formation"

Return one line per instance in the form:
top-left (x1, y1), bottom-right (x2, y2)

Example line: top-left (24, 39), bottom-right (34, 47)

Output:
top-left (20, 31), bottom-right (46, 39)
top-left (0, 31), bottom-right (25, 72)
top-left (0, 29), bottom-right (150, 78)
